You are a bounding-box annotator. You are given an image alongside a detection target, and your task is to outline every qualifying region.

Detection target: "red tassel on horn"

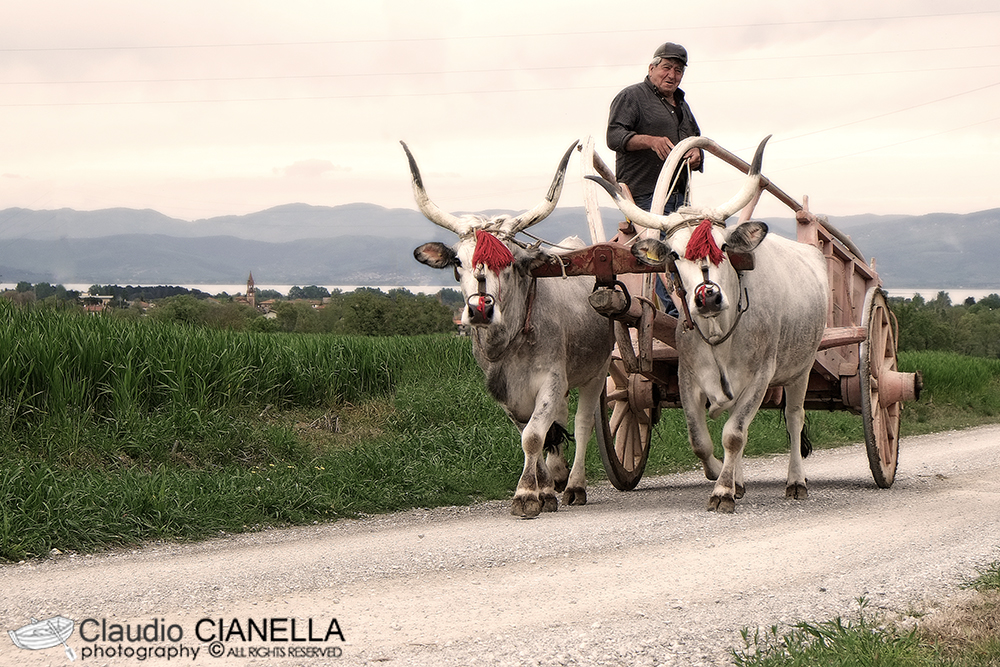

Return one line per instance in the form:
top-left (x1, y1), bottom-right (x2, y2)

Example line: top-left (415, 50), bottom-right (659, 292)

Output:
top-left (472, 230), bottom-right (514, 273)
top-left (685, 219), bottom-right (725, 266)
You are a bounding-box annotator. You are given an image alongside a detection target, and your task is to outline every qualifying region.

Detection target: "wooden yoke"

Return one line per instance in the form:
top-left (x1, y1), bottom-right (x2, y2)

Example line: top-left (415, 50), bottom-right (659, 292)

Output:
top-left (532, 243), bottom-right (678, 352)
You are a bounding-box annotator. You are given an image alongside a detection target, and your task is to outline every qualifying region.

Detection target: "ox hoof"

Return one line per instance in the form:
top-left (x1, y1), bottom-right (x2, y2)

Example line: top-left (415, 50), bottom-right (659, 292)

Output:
top-left (511, 493), bottom-right (559, 518)
top-left (707, 494), bottom-right (736, 514)
top-left (562, 487), bottom-right (587, 506)
top-left (735, 483), bottom-right (746, 499)
top-left (785, 483), bottom-right (808, 500)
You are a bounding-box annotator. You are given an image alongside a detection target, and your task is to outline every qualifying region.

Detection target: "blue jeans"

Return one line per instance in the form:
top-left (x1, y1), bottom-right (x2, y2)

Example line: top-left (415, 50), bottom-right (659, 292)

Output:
top-left (632, 191), bottom-right (686, 216)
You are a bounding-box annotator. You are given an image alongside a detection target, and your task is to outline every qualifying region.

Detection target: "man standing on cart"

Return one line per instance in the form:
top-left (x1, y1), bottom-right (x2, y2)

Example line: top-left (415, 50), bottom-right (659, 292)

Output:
top-left (606, 41), bottom-right (703, 215)
top-left (606, 41), bottom-right (703, 311)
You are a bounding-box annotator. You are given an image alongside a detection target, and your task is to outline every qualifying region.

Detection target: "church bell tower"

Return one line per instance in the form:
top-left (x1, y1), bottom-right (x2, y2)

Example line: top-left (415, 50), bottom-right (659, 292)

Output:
top-left (247, 272), bottom-right (256, 309)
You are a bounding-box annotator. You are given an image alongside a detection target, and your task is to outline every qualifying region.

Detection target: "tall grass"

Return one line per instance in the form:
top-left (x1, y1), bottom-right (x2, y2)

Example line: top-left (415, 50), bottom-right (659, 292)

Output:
top-left (0, 302), bottom-right (401, 417)
top-left (899, 350), bottom-right (1000, 431)
top-left (1, 302), bottom-right (998, 561)
top-left (0, 304), bottom-right (513, 559)
top-left (0, 302), bottom-right (472, 467)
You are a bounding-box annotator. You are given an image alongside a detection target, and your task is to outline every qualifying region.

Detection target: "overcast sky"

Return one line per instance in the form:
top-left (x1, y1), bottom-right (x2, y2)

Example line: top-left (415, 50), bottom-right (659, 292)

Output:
top-left (2, 0), bottom-right (999, 226)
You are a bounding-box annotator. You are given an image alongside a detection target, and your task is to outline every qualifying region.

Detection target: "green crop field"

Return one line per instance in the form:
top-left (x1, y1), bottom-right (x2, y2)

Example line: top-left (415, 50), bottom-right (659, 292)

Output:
top-left (1, 301), bottom-right (999, 562)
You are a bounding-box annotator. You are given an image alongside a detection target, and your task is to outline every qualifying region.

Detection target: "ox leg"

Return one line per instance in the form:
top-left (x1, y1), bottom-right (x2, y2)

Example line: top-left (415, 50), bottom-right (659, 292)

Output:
top-left (708, 389), bottom-right (767, 514)
top-left (511, 388), bottom-right (566, 518)
top-left (734, 454), bottom-right (746, 500)
top-left (561, 375), bottom-right (603, 506)
top-left (682, 385), bottom-right (723, 481)
top-left (543, 410), bottom-right (572, 495)
top-left (783, 374), bottom-right (810, 500)
top-left (511, 422), bottom-right (558, 518)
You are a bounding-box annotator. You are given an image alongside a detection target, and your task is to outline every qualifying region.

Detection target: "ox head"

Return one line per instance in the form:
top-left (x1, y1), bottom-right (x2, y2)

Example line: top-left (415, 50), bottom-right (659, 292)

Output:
top-left (588, 136), bottom-right (771, 330)
top-left (404, 140), bottom-right (578, 327)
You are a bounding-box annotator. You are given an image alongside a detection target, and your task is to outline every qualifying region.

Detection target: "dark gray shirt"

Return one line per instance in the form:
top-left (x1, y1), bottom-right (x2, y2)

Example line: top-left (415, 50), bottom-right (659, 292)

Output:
top-left (606, 77), bottom-right (701, 201)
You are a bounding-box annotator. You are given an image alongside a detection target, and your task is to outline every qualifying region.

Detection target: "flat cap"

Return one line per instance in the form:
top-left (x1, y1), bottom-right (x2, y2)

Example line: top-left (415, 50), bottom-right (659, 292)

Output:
top-left (653, 42), bottom-right (687, 66)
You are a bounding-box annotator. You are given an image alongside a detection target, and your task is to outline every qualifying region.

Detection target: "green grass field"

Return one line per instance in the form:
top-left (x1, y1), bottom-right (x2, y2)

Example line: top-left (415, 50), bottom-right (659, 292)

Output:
top-left (1, 302), bottom-right (999, 562)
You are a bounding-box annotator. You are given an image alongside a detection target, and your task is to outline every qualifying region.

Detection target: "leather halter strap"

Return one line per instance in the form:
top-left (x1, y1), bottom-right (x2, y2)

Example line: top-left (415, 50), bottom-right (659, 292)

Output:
top-left (661, 217), bottom-right (726, 240)
top-left (477, 275), bottom-right (538, 363)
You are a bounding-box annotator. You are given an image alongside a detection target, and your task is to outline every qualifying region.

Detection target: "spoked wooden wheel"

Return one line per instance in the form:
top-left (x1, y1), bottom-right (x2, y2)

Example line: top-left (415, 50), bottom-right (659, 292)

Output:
top-left (595, 359), bottom-right (660, 491)
top-left (860, 288), bottom-right (904, 488)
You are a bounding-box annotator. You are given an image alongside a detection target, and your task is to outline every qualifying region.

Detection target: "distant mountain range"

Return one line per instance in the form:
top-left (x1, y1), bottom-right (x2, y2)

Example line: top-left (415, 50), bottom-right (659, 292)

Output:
top-left (0, 203), bottom-right (997, 289)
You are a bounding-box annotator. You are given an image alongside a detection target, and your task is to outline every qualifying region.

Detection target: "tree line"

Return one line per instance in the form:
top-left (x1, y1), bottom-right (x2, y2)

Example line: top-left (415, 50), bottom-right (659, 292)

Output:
top-left (2, 282), bottom-right (463, 337)
top-left (5, 281), bottom-right (998, 354)
top-left (891, 291), bottom-right (1000, 358)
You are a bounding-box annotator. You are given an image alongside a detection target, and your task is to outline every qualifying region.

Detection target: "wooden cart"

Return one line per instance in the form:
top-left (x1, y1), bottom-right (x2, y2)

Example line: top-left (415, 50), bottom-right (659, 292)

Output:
top-left (532, 137), bottom-right (922, 491)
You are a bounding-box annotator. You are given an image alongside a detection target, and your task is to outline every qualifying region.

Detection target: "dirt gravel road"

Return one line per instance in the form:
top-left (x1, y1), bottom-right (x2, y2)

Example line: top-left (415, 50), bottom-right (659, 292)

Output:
top-left (3, 425), bottom-right (999, 667)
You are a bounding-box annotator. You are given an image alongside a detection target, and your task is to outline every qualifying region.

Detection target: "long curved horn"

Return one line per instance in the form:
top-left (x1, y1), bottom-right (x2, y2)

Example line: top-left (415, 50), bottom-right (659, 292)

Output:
top-left (588, 136), bottom-right (771, 232)
top-left (585, 175), bottom-right (689, 232)
top-left (650, 135), bottom-right (710, 211)
top-left (506, 140), bottom-right (579, 234)
top-left (400, 141), bottom-right (471, 236)
top-left (704, 135), bottom-right (770, 222)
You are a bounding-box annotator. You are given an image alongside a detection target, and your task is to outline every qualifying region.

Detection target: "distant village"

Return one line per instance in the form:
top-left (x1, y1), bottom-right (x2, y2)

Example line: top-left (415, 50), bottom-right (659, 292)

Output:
top-left (0, 274), bottom-right (464, 337)
top-left (4, 274), bottom-right (298, 315)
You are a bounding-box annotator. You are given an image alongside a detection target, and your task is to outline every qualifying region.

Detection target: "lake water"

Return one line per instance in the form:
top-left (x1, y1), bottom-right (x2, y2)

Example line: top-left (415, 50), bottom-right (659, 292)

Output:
top-left (5, 283), bottom-right (998, 302)
top-left (1, 283), bottom-right (455, 296)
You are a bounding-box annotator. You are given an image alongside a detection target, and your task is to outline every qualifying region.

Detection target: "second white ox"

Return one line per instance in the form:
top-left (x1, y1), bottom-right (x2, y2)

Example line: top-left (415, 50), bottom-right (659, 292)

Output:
top-left (403, 141), bottom-right (614, 518)
top-left (589, 136), bottom-right (829, 513)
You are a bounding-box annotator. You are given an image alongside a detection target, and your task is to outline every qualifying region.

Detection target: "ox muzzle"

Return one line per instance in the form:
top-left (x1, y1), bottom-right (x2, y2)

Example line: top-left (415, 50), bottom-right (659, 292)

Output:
top-left (466, 271), bottom-right (496, 325)
top-left (694, 280), bottom-right (723, 313)
top-left (693, 266), bottom-right (724, 315)
top-left (467, 293), bottom-right (495, 325)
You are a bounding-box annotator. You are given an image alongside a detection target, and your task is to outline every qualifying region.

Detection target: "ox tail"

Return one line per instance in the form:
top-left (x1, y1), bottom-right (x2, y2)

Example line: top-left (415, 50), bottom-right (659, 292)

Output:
top-left (781, 420), bottom-right (812, 458)
top-left (800, 424), bottom-right (813, 459)
top-left (778, 394), bottom-right (813, 459)
top-left (544, 423), bottom-right (574, 454)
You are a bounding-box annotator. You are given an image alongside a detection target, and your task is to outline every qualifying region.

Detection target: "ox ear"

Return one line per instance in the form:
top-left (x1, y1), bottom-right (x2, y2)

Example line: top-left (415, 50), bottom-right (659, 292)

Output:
top-left (521, 247), bottom-right (549, 273)
top-left (414, 242), bottom-right (458, 270)
top-left (724, 221), bottom-right (768, 255)
top-left (631, 238), bottom-right (677, 270)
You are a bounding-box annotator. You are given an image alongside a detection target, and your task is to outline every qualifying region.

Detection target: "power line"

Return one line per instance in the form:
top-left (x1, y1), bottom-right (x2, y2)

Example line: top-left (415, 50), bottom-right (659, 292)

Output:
top-left (2, 10), bottom-right (997, 52)
top-left (771, 80), bottom-right (1000, 144)
top-left (3, 70), bottom-right (998, 108)
top-left (765, 114), bottom-right (1000, 177)
top-left (2, 57), bottom-right (999, 88)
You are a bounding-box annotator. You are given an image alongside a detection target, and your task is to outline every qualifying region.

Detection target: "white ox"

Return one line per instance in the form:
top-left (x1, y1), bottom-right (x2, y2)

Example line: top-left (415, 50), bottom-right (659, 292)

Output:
top-left (589, 136), bottom-right (829, 512)
top-left (403, 141), bottom-right (614, 518)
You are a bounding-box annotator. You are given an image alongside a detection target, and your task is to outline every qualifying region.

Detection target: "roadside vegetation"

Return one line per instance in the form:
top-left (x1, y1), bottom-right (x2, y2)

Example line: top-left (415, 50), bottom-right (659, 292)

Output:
top-left (0, 285), bottom-right (998, 662)
top-left (732, 562), bottom-right (1000, 666)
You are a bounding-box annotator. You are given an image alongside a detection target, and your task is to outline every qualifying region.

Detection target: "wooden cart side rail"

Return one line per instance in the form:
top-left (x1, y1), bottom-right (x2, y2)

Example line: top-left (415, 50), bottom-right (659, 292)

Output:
top-left (797, 204), bottom-right (880, 332)
top-left (700, 139), bottom-right (869, 263)
top-left (610, 135), bottom-right (870, 264)
top-left (818, 326), bottom-right (866, 350)
top-left (692, 137), bottom-right (804, 213)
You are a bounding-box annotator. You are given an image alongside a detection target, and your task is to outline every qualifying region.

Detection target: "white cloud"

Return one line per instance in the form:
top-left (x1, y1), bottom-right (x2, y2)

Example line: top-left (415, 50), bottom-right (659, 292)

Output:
top-left (278, 159), bottom-right (351, 179)
top-left (1, 0), bottom-right (998, 220)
